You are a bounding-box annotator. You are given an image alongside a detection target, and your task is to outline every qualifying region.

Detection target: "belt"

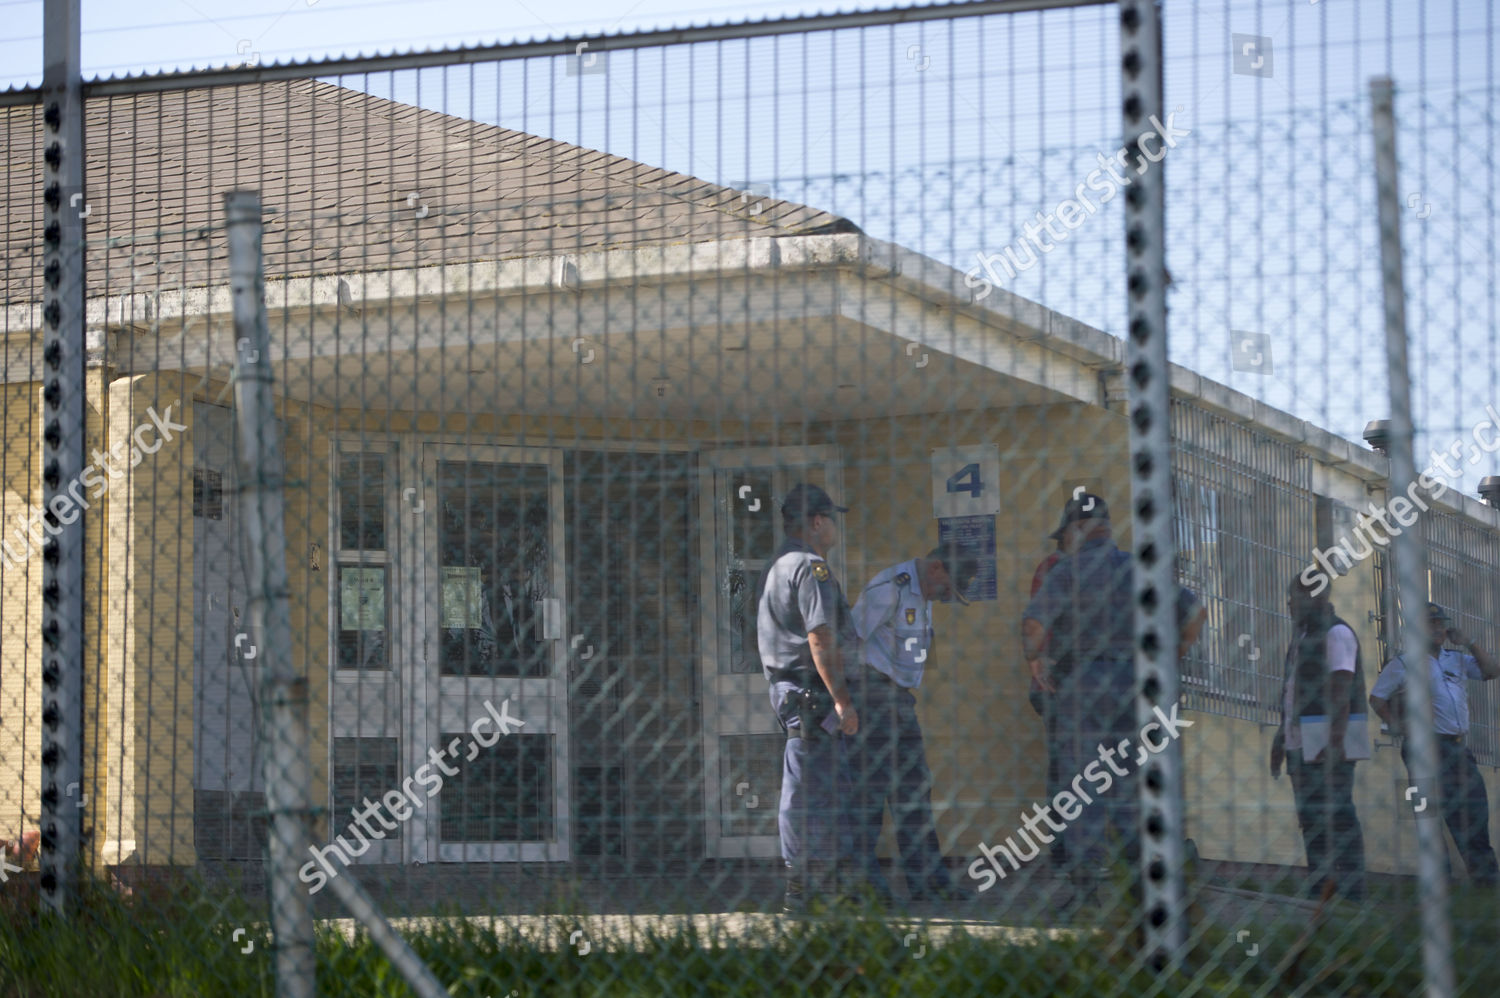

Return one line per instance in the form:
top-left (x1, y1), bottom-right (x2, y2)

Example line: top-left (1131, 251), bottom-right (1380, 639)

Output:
top-left (856, 666), bottom-right (919, 695)
top-left (767, 666), bottom-right (820, 689)
top-left (1400, 732), bottom-right (1464, 745)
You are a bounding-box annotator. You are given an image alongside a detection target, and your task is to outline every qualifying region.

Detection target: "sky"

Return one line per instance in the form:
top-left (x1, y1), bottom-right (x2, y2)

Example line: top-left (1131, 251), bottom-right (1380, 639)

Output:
top-left (3, 0), bottom-right (1500, 503)
top-left (0, 0), bottom-right (913, 83)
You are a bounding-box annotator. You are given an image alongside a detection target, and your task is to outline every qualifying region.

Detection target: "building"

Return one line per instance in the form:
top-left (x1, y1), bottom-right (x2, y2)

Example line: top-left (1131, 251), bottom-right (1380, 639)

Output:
top-left (3, 77), bottom-right (1497, 893)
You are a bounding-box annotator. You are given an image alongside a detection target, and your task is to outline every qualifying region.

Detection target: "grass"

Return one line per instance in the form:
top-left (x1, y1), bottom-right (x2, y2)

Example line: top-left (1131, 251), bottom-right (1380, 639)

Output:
top-left (1, 870), bottom-right (1498, 997)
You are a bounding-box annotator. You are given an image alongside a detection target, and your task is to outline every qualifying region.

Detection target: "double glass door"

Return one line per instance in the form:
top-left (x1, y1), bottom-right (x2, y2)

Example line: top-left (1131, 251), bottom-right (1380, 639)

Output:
top-left (330, 442), bottom-right (570, 863)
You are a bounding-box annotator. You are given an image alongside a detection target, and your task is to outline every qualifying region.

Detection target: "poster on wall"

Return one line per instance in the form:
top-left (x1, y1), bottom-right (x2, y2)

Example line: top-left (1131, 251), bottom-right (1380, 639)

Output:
top-left (938, 514), bottom-right (997, 602)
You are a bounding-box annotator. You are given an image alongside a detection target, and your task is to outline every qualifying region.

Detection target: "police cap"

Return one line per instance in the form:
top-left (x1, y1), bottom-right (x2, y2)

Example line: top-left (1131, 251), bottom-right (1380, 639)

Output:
top-left (781, 482), bottom-right (849, 521)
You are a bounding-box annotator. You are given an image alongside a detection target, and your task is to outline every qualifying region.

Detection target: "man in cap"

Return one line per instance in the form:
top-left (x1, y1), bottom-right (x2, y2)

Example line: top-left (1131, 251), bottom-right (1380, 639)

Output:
top-left (757, 482), bottom-right (861, 912)
top-left (846, 544), bottom-right (979, 905)
top-left (1369, 601), bottom-right (1500, 886)
top-left (1022, 492), bottom-right (1205, 902)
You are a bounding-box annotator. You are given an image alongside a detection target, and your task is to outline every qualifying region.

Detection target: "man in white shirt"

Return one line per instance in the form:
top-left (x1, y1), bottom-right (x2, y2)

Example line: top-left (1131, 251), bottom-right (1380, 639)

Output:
top-left (1369, 602), bottom-right (1499, 886)
top-left (846, 546), bottom-right (977, 904)
top-left (1270, 575), bottom-right (1368, 901)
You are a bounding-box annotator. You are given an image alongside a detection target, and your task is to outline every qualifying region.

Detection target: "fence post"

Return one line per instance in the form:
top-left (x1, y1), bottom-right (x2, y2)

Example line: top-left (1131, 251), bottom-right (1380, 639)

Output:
top-left (1369, 75), bottom-right (1454, 998)
top-left (1119, 0), bottom-right (1185, 969)
top-left (38, 0), bottom-right (87, 919)
top-left (224, 190), bottom-right (318, 997)
top-left (224, 190), bottom-right (448, 998)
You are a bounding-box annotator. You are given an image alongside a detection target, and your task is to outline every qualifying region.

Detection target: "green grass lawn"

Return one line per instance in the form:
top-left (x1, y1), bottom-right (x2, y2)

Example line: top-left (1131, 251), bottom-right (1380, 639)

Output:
top-left (1, 872), bottom-right (1497, 997)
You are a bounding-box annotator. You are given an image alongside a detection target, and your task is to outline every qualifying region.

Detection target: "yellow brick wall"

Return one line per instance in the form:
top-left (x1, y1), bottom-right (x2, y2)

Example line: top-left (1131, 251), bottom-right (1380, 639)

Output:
top-left (82, 369), bottom-right (111, 864)
top-left (106, 373), bottom-right (196, 865)
top-left (0, 383), bottom-right (41, 843)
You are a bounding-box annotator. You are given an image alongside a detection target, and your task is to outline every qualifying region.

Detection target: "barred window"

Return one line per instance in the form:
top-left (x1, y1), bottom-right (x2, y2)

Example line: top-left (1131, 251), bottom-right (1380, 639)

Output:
top-left (1171, 401), bottom-right (1315, 723)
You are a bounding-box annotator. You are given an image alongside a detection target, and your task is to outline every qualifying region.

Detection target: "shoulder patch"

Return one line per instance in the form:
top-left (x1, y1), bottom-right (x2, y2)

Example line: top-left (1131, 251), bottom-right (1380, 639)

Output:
top-left (894, 572), bottom-right (911, 586)
top-left (811, 561), bottom-right (831, 582)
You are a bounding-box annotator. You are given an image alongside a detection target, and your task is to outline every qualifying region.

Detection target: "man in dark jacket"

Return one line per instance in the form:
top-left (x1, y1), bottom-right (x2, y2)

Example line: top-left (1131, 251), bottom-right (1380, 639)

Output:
top-left (1270, 574), bottom-right (1368, 901)
top-left (1023, 494), bottom-right (1205, 900)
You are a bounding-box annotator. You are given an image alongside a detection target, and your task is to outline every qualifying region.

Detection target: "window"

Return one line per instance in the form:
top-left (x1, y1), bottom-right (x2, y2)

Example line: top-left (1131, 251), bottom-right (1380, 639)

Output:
top-left (334, 451), bottom-right (390, 671)
top-left (332, 737), bottom-right (401, 841)
top-left (1171, 401), bottom-right (1315, 723)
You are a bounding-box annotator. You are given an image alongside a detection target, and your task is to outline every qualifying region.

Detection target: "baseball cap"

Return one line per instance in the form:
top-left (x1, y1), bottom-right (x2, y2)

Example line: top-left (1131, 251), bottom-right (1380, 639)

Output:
top-left (781, 482), bottom-right (849, 520)
top-left (1426, 602), bottom-right (1451, 621)
top-left (1048, 492), bottom-right (1110, 540)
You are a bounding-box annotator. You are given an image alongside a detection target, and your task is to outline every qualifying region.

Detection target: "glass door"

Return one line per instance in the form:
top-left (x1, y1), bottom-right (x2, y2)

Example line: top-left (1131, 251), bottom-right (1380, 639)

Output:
top-left (698, 446), bottom-right (842, 859)
top-left (327, 440), bottom-right (404, 865)
top-left (417, 444), bottom-right (570, 862)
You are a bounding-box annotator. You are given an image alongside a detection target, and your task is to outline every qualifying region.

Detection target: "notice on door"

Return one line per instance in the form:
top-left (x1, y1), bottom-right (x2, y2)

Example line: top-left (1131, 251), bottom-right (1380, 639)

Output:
top-left (441, 566), bottom-right (485, 629)
top-left (340, 567), bottom-right (386, 631)
top-left (937, 514), bottom-right (997, 602)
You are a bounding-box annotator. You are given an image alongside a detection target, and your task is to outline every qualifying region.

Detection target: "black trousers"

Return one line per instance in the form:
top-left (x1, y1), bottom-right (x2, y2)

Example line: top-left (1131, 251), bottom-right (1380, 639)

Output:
top-left (846, 672), bottom-right (953, 899)
top-left (1287, 753), bottom-right (1366, 899)
top-left (1401, 737), bottom-right (1499, 886)
top-left (1028, 689), bottom-right (1068, 866)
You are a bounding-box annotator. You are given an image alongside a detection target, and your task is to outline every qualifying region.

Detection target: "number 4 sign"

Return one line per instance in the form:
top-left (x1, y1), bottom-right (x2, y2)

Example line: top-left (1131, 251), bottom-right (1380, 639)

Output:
top-left (931, 445), bottom-right (1000, 518)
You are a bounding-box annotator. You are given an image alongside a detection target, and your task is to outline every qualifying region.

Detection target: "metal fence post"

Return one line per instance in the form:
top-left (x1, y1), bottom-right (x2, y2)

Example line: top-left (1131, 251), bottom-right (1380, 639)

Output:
top-left (1120, 0), bottom-right (1184, 968)
top-left (225, 190), bottom-right (447, 998)
top-left (39, 0), bottom-right (86, 918)
top-left (1369, 75), bottom-right (1454, 998)
top-left (225, 190), bottom-right (318, 997)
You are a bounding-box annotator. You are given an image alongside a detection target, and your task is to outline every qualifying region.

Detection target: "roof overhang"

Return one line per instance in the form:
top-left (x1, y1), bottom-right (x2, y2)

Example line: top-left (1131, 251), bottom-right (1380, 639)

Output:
top-left (5, 230), bottom-right (1498, 528)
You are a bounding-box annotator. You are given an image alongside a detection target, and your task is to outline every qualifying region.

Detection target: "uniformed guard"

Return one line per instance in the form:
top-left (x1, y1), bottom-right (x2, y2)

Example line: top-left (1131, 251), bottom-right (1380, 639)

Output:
top-left (1370, 602), bottom-right (1500, 886)
top-left (757, 482), bottom-right (861, 912)
top-left (848, 546), bottom-right (977, 905)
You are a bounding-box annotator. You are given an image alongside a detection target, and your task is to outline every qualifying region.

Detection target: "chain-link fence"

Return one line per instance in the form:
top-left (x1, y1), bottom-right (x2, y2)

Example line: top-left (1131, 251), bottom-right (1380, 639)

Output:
top-left (4, 0), bottom-right (1500, 994)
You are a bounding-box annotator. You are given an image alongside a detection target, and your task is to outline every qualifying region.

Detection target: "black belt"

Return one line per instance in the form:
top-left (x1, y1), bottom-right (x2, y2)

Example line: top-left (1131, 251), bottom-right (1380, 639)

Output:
top-left (1439, 733), bottom-right (1466, 745)
top-left (767, 666), bottom-right (820, 689)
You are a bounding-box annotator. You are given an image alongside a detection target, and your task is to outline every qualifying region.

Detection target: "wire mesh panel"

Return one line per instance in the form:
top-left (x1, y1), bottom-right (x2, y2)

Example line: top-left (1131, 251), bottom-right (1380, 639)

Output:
top-left (2, 1), bottom-right (1500, 995)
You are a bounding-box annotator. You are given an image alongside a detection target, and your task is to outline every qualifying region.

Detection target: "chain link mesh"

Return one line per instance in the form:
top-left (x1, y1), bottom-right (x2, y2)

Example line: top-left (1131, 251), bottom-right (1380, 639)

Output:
top-left (3, 1), bottom-right (1500, 994)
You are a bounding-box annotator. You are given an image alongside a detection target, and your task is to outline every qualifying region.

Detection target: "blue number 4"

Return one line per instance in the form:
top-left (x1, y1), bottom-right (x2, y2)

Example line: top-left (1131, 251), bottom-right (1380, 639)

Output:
top-left (946, 463), bottom-right (982, 497)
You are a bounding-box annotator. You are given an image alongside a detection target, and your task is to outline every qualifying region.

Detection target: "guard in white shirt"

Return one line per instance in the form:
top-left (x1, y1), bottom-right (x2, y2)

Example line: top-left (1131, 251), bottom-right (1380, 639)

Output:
top-left (1370, 602), bottom-right (1500, 886)
top-left (847, 545), bottom-right (978, 904)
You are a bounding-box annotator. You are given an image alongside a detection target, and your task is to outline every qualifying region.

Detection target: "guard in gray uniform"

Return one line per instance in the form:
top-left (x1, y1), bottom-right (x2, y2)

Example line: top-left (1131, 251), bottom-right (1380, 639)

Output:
top-left (848, 546), bottom-right (977, 904)
top-left (757, 483), bottom-right (861, 912)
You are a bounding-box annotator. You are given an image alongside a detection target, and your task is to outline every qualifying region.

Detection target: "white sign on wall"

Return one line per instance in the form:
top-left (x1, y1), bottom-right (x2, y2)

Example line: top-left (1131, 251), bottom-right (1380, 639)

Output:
top-left (931, 444), bottom-right (1001, 518)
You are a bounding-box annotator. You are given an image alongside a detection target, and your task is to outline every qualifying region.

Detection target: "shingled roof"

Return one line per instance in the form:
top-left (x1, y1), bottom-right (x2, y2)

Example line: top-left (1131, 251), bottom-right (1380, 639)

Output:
top-left (1, 78), bottom-right (855, 305)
